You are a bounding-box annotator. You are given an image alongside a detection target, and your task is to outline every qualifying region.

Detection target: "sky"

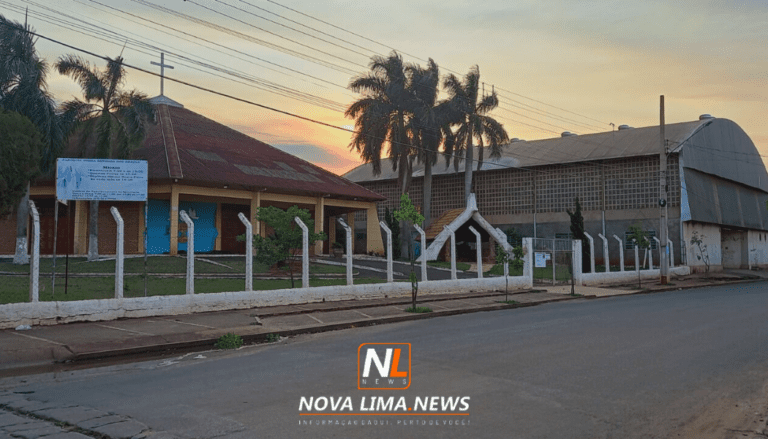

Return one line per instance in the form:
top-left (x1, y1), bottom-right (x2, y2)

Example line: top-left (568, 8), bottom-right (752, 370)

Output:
top-left (3, 0), bottom-right (767, 175)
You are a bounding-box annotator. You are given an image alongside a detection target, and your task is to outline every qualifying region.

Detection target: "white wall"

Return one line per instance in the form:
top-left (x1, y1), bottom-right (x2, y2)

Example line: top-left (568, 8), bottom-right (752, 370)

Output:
top-left (683, 222), bottom-right (722, 273)
top-left (747, 230), bottom-right (768, 268)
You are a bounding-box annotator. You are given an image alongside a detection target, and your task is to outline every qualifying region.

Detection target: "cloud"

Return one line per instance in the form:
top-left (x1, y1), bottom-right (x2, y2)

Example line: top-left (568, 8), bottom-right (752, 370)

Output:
top-left (271, 143), bottom-right (361, 174)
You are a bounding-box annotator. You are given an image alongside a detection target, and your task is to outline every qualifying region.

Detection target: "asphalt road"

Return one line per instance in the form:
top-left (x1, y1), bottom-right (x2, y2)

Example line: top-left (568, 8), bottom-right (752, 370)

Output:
top-left (2, 282), bottom-right (768, 438)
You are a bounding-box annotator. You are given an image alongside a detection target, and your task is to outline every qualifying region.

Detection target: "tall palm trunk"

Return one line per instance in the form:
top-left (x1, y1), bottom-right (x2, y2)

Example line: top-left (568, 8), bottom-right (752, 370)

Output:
top-left (464, 122), bottom-right (474, 204)
top-left (87, 200), bottom-right (99, 261)
top-left (13, 183), bottom-right (30, 265)
top-left (423, 158), bottom-right (433, 226)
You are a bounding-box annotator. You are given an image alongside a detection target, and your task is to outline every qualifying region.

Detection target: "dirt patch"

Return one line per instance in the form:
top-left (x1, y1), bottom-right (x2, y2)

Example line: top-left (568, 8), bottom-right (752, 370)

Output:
top-left (673, 380), bottom-right (768, 439)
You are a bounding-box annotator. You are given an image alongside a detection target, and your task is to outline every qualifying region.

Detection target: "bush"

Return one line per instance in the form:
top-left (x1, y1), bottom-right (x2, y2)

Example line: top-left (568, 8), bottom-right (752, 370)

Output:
top-left (215, 332), bottom-right (243, 349)
top-left (404, 306), bottom-right (432, 314)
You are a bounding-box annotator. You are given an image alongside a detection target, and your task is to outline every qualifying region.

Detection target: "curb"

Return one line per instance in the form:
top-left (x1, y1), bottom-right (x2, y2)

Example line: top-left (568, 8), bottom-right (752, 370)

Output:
top-left (64, 294), bottom-right (586, 365)
top-left (576, 277), bottom-right (764, 298)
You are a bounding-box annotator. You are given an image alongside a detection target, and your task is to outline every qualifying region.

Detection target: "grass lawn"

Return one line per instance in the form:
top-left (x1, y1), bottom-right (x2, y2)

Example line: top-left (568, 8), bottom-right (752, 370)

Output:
top-left (484, 263), bottom-right (573, 281)
top-left (0, 276), bottom-right (387, 305)
top-left (426, 260), bottom-right (471, 271)
top-left (0, 257), bottom-right (344, 275)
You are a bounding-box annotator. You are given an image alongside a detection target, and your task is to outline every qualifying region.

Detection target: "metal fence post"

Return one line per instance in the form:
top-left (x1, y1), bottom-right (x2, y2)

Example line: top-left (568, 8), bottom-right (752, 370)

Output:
top-left (445, 226), bottom-right (457, 280)
top-left (238, 213), bottom-right (253, 291)
top-left (413, 224), bottom-right (428, 282)
top-left (110, 207), bottom-right (124, 299)
top-left (379, 221), bottom-right (393, 283)
top-left (338, 218), bottom-right (354, 285)
top-left (28, 200), bottom-right (40, 303)
top-left (598, 233), bottom-right (609, 273)
top-left (583, 232), bottom-right (596, 273)
top-left (613, 235), bottom-right (624, 271)
top-left (179, 210), bottom-right (195, 294)
top-left (295, 217), bottom-right (310, 288)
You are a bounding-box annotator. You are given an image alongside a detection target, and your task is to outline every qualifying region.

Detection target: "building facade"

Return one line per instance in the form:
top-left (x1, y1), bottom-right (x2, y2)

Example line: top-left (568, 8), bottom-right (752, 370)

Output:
top-left (345, 117), bottom-right (768, 271)
top-left (1, 97), bottom-right (385, 257)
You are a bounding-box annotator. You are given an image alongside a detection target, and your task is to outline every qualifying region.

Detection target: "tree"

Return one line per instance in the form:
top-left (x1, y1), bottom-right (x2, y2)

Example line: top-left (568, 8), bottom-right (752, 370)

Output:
top-left (56, 54), bottom-right (155, 261)
top-left (405, 59), bottom-right (451, 226)
top-left (383, 206), bottom-right (401, 260)
top-left (393, 193), bottom-right (425, 311)
top-left (346, 51), bottom-right (415, 196)
top-left (442, 65), bottom-right (509, 203)
top-left (0, 110), bottom-right (42, 215)
top-left (495, 243), bottom-right (524, 302)
top-left (240, 205), bottom-right (326, 289)
top-left (566, 198), bottom-right (591, 272)
top-left (689, 231), bottom-right (710, 275)
top-left (0, 15), bottom-right (71, 264)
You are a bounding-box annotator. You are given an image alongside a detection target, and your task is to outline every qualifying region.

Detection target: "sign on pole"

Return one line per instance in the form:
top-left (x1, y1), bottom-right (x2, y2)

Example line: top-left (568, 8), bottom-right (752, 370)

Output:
top-left (56, 158), bottom-right (148, 202)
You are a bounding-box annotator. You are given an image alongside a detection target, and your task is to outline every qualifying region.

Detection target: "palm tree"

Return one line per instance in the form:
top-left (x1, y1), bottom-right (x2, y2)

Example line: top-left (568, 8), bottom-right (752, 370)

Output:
top-left (56, 54), bottom-right (155, 261)
top-left (0, 15), bottom-right (71, 264)
top-left (404, 59), bottom-right (451, 226)
top-left (443, 65), bottom-right (509, 203)
top-left (345, 51), bottom-right (415, 196)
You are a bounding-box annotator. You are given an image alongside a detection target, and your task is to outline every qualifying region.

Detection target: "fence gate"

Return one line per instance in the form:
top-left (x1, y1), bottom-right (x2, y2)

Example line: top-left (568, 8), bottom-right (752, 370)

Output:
top-left (530, 238), bottom-right (574, 286)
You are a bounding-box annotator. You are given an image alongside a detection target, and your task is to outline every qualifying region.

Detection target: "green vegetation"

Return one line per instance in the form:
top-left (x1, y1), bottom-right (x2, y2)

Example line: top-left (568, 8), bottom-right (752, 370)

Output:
top-left (0, 274), bottom-right (386, 305)
top-left (404, 306), bottom-right (432, 313)
top-left (215, 333), bottom-right (243, 349)
top-left (426, 260), bottom-right (471, 271)
top-left (265, 333), bottom-right (280, 343)
top-left (0, 257), bottom-right (343, 275)
top-left (238, 205), bottom-right (326, 289)
top-left (485, 264), bottom-right (572, 281)
top-left (0, 111), bottom-right (42, 215)
top-left (394, 193), bottom-right (425, 311)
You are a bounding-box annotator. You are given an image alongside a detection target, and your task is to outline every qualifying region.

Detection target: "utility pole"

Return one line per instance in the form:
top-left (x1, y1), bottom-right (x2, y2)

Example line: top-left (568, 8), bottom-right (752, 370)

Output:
top-left (659, 95), bottom-right (669, 284)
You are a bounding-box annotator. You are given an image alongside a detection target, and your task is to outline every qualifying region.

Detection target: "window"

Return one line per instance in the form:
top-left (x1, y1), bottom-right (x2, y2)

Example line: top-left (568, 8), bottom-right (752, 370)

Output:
top-left (624, 230), bottom-right (657, 250)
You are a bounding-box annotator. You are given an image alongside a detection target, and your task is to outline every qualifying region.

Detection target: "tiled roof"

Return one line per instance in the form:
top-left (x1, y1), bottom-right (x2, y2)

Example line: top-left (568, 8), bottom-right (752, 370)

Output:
top-left (134, 104), bottom-right (385, 201)
top-left (422, 207), bottom-right (465, 240)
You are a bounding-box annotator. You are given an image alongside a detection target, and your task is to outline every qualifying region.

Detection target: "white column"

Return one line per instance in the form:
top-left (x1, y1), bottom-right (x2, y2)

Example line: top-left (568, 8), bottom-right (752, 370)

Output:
top-left (496, 228), bottom-right (509, 278)
top-left (238, 212), bottom-right (253, 291)
top-left (295, 217), bottom-right (310, 288)
top-left (583, 232), bottom-right (596, 273)
top-left (613, 235), bottom-right (624, 271)
top-left (379, 221), bottom-right (394, 283)
top-left (667, 238), bottom-right (674, 268)
top-left (598, 233), bottom-right (609, 273)
top-left (444, 226), bottom-right (457, 280)
top-left (523, 237), bottom-right (533, 285)
top-left (571, 239), bottom-right (582, 285)
top-left (468, 226), bottom-right (483, 279)
top-left (28, 200), bottom-right (40, 303)
top-left (337, 218), bottom-right (354, 286)
top-left (413, 224), bottom-right (428, 282)
top-left (179, 210), bottom-right (195, 294)
top-left (110, 207), bottom-right (124, 299)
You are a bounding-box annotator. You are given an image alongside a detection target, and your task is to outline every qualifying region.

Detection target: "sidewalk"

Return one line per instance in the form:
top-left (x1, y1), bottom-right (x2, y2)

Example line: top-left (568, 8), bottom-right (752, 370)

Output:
top-left (0, 288), bottom-right (579, 377)
top-left (0, 271), bottom-right (762, 378)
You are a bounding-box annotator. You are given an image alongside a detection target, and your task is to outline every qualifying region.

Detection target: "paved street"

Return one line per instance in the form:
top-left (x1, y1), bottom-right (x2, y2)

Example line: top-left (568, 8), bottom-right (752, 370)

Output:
top-left (1, 282), bottom-right (768, 438)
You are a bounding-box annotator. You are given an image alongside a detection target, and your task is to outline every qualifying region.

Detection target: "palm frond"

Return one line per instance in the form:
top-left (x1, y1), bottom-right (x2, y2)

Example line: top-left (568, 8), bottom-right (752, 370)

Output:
top-left (55, 54), bottom-right (104, 101)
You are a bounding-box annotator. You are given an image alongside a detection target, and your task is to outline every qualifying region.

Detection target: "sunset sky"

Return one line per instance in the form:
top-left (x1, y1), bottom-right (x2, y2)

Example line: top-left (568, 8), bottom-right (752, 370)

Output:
top-left (3, 0), bottom-right (767, 175)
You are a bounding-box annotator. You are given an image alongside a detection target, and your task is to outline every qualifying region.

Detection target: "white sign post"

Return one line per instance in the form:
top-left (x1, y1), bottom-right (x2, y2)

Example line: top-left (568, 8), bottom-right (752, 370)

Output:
top-left (238, 213), bottom-right (253, 291)
top-left (110, 207), bottom-right (124, 299)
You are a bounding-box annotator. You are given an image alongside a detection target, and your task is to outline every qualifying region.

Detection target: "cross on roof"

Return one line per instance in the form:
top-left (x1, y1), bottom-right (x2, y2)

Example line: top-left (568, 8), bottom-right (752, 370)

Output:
top-left (150, 53), bottom-right (174, 96)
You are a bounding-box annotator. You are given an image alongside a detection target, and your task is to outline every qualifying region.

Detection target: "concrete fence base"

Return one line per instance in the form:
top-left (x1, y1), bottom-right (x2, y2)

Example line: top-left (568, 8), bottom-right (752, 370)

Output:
top-left (0, 275), bottom-right (532, 329)
top-left (579, 266), bottom-right (690, 285)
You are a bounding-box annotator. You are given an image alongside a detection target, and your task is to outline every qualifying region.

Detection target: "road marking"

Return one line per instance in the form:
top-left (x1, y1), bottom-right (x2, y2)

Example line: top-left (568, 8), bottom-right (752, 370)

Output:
top-left (10, 332), bottom-right (66, 346)
top-left (352, 310), bottom-right (372, 318)
top-left (156, 319), bottom-right (216, 329)
top-left (306, 314), bottom-right (324, 324)
top-left (95, 324), bottom-right (154, 336)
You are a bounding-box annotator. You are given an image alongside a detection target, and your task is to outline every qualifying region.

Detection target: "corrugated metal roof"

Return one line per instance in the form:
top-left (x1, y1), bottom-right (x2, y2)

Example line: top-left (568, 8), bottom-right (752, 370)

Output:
top-left (134, 104), bottom-right (384, 201)
top-left (344, 119), bottom-right (709, 182)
